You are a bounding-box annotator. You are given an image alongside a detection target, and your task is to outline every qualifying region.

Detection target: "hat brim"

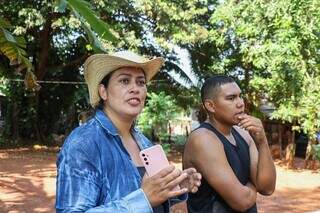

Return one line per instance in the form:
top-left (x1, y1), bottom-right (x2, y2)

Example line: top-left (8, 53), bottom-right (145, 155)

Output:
top-left (84, 54), bottom-right (165, 107)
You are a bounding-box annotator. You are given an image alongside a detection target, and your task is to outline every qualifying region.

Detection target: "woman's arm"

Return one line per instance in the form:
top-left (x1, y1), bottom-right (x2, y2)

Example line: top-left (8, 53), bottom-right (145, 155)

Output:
top-left (56, 139), bottom-right (153, 213)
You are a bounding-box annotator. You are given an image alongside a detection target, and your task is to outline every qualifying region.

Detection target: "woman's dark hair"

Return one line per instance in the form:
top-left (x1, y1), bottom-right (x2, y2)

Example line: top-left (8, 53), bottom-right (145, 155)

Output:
top-left (95, 71), bottom-right (114, 110)
top-left (79, 71), bottom-right (114, 124)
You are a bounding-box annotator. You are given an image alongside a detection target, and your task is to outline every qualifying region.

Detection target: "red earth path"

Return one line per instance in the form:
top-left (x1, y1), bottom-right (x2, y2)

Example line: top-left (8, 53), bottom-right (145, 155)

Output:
top-left (0, 147), bottom-right (319, 213)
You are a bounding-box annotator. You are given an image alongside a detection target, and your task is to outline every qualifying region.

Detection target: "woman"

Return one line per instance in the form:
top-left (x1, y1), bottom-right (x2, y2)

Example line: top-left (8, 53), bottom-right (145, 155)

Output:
top-left (55, 50), bottom-right (201, 212)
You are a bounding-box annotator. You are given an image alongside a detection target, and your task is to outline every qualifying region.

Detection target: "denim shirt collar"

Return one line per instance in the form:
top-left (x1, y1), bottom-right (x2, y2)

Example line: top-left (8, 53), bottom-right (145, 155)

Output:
top-left (94, 109), bottom-right (119, 136)
top-left (94, 109), bottom-right (150, 149)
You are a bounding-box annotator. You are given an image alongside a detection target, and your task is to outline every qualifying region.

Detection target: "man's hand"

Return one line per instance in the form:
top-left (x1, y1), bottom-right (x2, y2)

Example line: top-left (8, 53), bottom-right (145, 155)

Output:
top-left (238, 114), bottom-right (267, 145)
top-left (180, 168), bottom-right (202, 193)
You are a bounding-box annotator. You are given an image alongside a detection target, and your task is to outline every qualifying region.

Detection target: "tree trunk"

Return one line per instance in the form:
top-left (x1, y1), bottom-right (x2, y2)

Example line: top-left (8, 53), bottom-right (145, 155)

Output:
top-left (278, 123), bottom-right (283, 159)
top-left (33, 92), bottom-right (46, 143)
top-left (64, 104), bottom-right (77, 137)
top-left (32, 16), bottom-right (52, 144)
top-left (304, 139), bottom-right (317, 169)
top-left (168, 122), bottom-right (172, 144)
top-left (11, 101), bottom-right (19, 142)
top-left (243, 63), bottom-right (253, 113)
top-left (35, 18), bottom-right (52, 80)
top-left (286, 125), bottom-right (296, 168)
top-left (151, 128), bottom-right (160, 144)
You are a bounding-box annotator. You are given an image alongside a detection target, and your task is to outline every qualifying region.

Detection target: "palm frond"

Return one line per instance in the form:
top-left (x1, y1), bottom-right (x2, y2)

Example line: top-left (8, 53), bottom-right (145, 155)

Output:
top-left (0, 17), bottom-right (32, 72)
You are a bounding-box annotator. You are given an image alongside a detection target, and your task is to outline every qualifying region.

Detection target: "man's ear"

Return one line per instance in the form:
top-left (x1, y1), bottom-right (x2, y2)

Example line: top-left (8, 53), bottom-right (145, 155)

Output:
top-left (204, 99), bottom-right (215, 113)
top-left (98, 84), bottom-right (108, 101)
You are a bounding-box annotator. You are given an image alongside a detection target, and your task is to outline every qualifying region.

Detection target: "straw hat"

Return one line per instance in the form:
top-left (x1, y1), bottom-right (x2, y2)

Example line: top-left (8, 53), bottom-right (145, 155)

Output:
top-left (84, 50), bottom-right (165, 107)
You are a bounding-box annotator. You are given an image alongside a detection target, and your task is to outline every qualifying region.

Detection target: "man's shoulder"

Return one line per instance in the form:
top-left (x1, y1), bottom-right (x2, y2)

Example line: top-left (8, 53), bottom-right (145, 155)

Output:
top-left (184, 126), bottom-right (227, 168)
top-left (190, 126), bottom-right (217, 140)
top-left (187, 126), bottom-right (223, 149)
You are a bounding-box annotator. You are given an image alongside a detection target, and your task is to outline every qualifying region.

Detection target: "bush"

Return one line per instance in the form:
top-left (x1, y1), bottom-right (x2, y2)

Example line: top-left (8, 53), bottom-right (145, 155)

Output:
top-left (172, 134), bottom-right (187, 146)
top-left (313, 144), bottom-right (320, 161)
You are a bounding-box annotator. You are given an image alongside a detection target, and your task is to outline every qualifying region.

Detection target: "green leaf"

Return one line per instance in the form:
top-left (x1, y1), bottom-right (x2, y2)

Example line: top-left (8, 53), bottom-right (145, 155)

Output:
top-left (0, 18), bottom-right (11, 29)
top-left (81, 20), bottom-right (106, 53)
top-left (0, 18), bottom-right (32, 72)
top-left (66, 0), bottom-right (117, 43)
top-left (2, 28), bottom-right (17, 43)
top-left (55, 0), bottom-right (67, 13)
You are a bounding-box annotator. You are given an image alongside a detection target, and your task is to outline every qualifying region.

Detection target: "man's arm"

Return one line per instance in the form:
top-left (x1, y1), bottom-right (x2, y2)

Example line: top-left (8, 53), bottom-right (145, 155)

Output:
top-left (237, 114), bottom-right (276, 195)
top-left (184, 128), bottom-right (257, 212)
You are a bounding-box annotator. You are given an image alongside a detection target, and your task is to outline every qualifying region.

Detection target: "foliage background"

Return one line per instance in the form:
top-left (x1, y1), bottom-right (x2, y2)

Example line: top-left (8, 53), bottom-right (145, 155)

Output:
top-left (0, 0), bottom-right (319, 158)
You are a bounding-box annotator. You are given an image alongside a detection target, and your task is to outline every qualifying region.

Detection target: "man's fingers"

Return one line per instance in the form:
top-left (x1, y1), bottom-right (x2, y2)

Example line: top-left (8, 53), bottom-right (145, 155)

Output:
top-left (238, 113), bottom-right (250, 120)
top-left (238, 118), bottom-right (255, 127)
top-left (239, 121), bottom-right (256, 130)
top-left (239, 119), bottom-right (263, 131)
top-left (191, 186), bottom-right (199, 193)
top-left (245, 125), bottom-right (261, 132)
top-left (194, 175), bottom-right (202, 185)
top-left (238, 117), bottom-right (260, 127)
top-left (183, 167), bottom-right (197, 175)
top-left (196, 173), bottom-right (202, 181)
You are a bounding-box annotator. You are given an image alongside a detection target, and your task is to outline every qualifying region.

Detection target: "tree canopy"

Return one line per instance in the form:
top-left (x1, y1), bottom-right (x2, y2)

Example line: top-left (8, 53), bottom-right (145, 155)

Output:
top-left (0, 0), bottom-right (319, 149)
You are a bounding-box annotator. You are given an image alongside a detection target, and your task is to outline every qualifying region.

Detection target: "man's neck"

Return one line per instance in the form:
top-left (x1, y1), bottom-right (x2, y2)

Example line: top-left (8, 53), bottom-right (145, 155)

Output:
top-left (207, 117), bottom-right (232, 136)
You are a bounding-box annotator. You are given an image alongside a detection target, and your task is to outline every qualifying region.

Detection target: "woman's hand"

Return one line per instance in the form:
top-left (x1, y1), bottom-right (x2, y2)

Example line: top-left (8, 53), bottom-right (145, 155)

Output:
top-left (180, 168), bottom-right (202, 193)
top-left (141, 165), bottom-right (188, 207)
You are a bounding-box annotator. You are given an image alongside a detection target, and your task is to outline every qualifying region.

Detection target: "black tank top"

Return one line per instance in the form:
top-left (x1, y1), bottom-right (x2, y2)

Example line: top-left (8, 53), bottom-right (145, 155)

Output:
top-left (187, 122), bottom-right (257, 213)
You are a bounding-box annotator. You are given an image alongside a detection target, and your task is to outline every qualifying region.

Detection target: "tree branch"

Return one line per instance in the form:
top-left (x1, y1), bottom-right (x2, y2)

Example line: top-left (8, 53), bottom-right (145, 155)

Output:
top-left (50, 54), bottom-right (88, 70)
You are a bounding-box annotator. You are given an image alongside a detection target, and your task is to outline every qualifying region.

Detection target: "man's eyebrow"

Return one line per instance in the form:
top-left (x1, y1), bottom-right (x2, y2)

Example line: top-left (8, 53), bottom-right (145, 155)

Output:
top-left (225, 93), bottom-right (237, 97)
top-left (225, 93), bottom-right (241, 98)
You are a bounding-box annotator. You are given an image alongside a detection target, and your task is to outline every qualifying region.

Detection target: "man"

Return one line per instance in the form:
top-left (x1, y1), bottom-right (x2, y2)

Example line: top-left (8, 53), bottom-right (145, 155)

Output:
top-left (183, 75), bottom-right (276, 212)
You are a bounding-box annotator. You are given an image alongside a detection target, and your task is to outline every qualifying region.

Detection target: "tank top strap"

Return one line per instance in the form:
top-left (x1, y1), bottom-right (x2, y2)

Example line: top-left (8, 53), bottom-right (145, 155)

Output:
top-left (197, 122), bottom-right (231, 145)
top-left (231, 127), bottom-right (249, 149)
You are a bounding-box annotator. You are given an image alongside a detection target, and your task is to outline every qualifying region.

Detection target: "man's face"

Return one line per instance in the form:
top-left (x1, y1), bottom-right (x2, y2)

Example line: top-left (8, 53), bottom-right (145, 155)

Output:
top-left (210, 82), bottom-right (245, 125)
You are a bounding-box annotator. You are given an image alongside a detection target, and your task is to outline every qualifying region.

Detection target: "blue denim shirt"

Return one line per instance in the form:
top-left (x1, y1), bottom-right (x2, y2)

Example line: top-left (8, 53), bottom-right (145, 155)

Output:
top-left (56, 110), bottom-right (186, 212)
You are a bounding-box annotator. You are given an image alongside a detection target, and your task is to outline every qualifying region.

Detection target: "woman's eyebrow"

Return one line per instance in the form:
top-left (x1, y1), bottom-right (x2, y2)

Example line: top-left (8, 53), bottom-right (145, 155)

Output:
top-left (115, 73), bottom-right (132, 78)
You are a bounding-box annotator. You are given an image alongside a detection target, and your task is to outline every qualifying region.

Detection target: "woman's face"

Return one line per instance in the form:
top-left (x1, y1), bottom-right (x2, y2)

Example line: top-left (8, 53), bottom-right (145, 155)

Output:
top-left (101, 67), bottom-right (147, 120)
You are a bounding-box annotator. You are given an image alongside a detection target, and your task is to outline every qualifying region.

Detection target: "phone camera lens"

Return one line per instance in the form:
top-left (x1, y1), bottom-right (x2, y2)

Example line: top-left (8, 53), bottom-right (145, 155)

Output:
top-left (146, 162), bottom-right (149, 165)
top-left (142, 153), bottom-right (145, 157)
top-left (144, 158), bottom-right (147, 161)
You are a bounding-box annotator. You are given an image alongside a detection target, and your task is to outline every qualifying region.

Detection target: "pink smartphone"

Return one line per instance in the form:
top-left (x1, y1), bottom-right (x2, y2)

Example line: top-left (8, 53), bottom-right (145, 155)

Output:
top-left (140, 145), bottom-right (181, 191)
top-left (140, 145), bottom-right (170, 177)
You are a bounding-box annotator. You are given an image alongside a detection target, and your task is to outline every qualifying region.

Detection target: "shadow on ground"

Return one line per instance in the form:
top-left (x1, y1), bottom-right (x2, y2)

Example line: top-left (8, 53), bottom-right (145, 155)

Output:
top-left (0, 147), bottom-right (319, 213)
top-left (0, 148), bottom-right (56, 213)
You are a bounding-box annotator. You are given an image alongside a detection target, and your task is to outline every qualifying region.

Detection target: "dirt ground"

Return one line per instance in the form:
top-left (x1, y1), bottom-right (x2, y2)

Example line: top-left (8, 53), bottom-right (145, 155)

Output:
top-left (0, 148), bottom-right (320, 213)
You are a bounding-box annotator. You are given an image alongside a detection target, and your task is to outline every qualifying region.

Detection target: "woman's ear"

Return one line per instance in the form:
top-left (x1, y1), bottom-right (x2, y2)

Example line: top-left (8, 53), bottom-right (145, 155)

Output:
top-left (98, 84), bottom-right (108, 101)
top-left (204, 99), bottom-right (215, 113)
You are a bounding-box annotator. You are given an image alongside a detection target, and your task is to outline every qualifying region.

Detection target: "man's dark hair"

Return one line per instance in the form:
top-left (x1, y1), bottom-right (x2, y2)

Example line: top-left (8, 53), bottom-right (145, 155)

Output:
top-left (200, 75), bottom-right (235, 104)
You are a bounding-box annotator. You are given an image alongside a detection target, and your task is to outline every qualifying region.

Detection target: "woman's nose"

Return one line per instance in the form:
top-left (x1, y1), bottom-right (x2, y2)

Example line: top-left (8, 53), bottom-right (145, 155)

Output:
top-left (129, 82), bottom-right (140, 93)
